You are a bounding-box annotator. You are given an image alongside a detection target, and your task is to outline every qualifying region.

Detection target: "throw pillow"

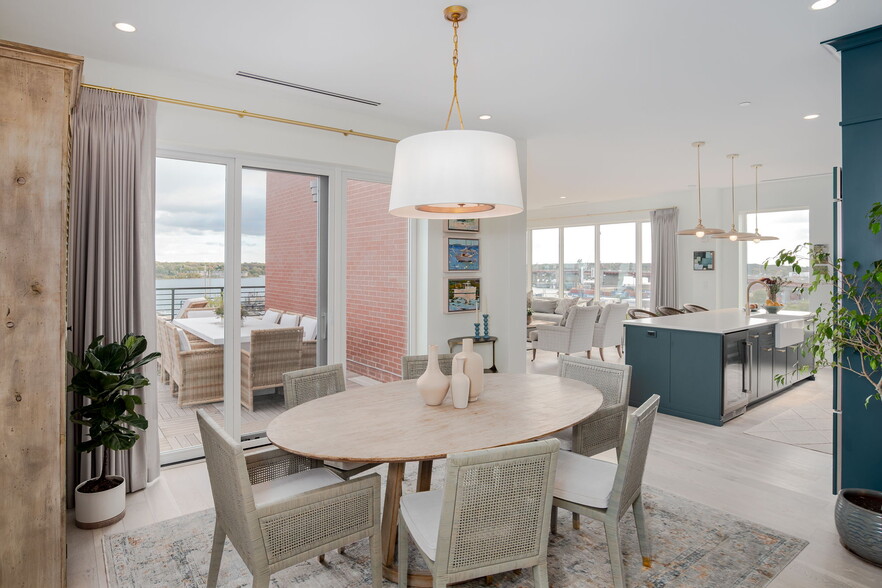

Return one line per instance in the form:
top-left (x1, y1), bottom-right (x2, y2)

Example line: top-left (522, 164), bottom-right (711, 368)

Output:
top-left (559, 306), bottom-right (575, 327)
top-left (555, 297), bottom-right (577, 315)
top-left (176, 327), bottom-right (191, 352)
top-left (532, 298), bottom-right (557, 313)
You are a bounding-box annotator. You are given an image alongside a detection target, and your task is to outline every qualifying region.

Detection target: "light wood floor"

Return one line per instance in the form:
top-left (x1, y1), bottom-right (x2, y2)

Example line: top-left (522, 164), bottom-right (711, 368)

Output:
top-left (67, 350), bottom-right (882, 587)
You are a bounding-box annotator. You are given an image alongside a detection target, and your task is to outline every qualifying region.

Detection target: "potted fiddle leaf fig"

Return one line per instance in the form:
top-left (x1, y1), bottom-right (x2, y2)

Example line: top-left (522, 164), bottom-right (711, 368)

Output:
top-left (68, 333), bottom-right (159, 528)
top-left (768, 201), bottom-right (882, 565)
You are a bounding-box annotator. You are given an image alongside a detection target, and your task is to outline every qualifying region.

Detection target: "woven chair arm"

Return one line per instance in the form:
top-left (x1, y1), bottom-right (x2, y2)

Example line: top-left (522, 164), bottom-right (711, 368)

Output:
top-left (256, 472), bottom-right (380, 518)
top-left (300, 340), bottom-right (316, 369)
top-left (245, 448), bottom-right (320, 485)
top-left (573, 405), bottom-right (627, 456)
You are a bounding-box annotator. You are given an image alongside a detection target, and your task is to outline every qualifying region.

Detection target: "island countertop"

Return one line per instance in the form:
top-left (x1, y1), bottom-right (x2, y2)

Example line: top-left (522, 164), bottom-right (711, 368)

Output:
top-left (623, 308), bottom-right (811, 334)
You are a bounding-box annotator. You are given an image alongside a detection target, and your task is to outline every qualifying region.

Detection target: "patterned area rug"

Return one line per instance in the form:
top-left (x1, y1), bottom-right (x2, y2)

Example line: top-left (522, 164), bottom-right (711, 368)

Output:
top-left (744, 395), bottom-right (833, 454)
top-left (104, 463), bottom-right (807, 587)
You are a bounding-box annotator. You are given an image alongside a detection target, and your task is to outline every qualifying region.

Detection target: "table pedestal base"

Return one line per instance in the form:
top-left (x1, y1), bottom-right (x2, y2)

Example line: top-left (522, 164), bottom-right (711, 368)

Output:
top-left (380, 459), bottom-right (435, 587)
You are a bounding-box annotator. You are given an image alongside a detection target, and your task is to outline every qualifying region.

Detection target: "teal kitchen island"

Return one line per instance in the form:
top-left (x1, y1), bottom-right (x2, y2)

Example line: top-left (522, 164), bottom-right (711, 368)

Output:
top-left (624, 309), bottom-right (814, 426)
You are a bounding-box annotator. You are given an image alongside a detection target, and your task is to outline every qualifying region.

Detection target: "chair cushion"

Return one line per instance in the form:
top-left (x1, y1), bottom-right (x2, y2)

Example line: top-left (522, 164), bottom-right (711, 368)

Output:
top-left (278, 313), bottom-right (301, 327)
top-left (176, 328), bottom-right (191, 352)
top-left (324, 460), bottom-right (369, 471)
top-left (300, 316), bottom-right (318, 340)
top-left (400, 489), bottom-right (443, 562)
top-left (550, 428), bottom-right (573, 451)
top-left (251, 467), bottom-right (343, 508)
top-left (553, 450), bottom-right (617, 509)
top-left (532, 298), bottom-right (557, 314)
top-left (262, 309), bottom-right (282, 324)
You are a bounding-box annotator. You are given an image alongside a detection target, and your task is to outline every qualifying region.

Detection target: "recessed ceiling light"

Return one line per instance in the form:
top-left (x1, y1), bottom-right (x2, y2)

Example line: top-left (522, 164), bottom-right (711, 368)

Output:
top-left (559, 196), bottom-right (567, 199)
top-left (478, 114), bottom-right (492, 120)
top-left (739, 101), bottom-right (752, 107)
top-left (811, 0), bottom-right (837, 10)
top-left (804, 113), bottom-right (820, 120)
top-left (114, 22), bottom-right (136, 32)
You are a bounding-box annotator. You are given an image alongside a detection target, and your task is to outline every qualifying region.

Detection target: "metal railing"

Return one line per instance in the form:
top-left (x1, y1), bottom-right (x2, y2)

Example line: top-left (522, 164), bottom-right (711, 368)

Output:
top-left (156, 286), bottom-right (266, 318)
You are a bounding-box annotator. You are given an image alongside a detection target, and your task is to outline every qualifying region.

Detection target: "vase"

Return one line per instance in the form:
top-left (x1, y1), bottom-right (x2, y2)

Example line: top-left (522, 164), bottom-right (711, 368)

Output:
top-left (450, 356), bottom-right (470, 409)
top-left (835, 488), bottom-right (882, 566)
top-left (417, 344), bottom-right (450, 406)
top-left (456, 337), bottom-right (484, 401)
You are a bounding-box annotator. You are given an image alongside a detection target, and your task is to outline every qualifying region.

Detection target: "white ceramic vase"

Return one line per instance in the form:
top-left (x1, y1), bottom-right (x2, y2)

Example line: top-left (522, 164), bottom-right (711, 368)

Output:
top-left (417, 344), bottom-right (450, 406)
top-left (450, 356), bottom-right (470, 409)
top-left (456, 337), bottom-right (484, 401)
top-left (74, 475), bottom-right (126, 529)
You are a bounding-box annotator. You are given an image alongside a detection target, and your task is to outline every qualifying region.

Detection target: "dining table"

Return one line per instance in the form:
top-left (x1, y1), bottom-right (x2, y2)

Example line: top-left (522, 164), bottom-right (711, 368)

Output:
top-left (266, 372), bottom-right (603, 587)
top-left (172, 315), bottom-right (283, 345)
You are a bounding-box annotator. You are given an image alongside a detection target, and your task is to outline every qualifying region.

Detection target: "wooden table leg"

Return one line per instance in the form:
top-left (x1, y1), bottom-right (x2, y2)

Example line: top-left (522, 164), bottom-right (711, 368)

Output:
top-left (381, 462), bottom-right (434, 587)
top-left (417, 460), bottom-right (433, 492)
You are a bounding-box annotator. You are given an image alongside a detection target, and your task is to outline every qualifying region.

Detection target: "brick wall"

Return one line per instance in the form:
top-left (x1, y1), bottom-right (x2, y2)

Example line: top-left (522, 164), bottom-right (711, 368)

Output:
top-left (265, 172), bottom-right (317, 316)
top-left (345, 180), bottom-right (407, 382)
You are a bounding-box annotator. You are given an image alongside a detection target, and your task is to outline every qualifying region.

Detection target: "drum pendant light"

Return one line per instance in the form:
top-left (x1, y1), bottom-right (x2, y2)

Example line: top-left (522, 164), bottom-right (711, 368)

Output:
top-left (678, 141), bottom-right (724, 237)
top-left (388, 6), bottom-right (524, 219)
top-left (738, 164), bottom-right (779, 242)
top-left (712, 153), bottom-right (755, 241)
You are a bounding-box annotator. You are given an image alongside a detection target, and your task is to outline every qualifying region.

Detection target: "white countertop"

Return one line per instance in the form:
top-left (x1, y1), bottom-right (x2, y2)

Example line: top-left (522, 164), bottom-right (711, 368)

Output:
top-left (623, 308), bottom-right (811, 335)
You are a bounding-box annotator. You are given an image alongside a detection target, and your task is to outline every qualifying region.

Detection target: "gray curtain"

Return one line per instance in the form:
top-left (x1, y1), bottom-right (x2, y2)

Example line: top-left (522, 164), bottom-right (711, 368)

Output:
top-left (650, 207), bottom-right (679, 309)
top-left (67, 88), bottom-right (158, 502)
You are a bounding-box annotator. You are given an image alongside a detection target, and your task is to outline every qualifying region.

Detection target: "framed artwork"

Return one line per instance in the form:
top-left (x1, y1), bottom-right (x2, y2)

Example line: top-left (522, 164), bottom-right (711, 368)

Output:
top-left (447, 218), bottom-right (480, 233)
top-left (693, 251), bottom-right (715, 271)
top-left (447, 237), bottom-right (480, 272)
top-left (447, 277), bottom-right (481, 313)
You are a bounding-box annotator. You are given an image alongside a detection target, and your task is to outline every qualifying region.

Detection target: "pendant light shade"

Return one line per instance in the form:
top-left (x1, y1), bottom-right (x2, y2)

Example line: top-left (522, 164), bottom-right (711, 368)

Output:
top-left (677, 141), bottom-right (724, 237)
top-left (738, 163), bottom-right (779, 242)
top-left (389, 130), bottom-right (523, 218)
top-left (388, 6), bottom-right (524, 219)
top-left (712, 153), bottom-right (756, 241)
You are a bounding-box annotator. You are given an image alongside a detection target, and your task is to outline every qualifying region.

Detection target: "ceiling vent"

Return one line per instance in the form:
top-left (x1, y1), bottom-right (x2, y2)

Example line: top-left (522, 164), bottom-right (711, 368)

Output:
top-left (236, 71), bottom-right (381, 106)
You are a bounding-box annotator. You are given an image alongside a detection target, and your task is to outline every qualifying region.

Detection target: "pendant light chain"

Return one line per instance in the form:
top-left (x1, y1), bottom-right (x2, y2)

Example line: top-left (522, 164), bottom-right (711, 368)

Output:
top-left (754, 164), bottom-right (760, 232)
top-left (696, 143), bottom-right (703, 222)
top-left (444, 18), bottom-right (465, 130)
top-left (730, 154), bottom-right (737, 230)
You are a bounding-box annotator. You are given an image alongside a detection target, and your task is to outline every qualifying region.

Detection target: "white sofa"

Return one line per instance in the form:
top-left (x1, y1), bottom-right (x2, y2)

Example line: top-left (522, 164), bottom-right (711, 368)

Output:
top-left (530, 296), bottom-right (581, 324)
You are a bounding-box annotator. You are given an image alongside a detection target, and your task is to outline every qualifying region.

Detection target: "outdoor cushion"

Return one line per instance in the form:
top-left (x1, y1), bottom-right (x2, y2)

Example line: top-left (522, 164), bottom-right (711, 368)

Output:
top-left (278, 313), bottom-right (301, 327)
top-left (400, 489), bottom-right (443, 561)
top-left (300, 316), bottom-right (318, 340)
top-left (553, 450), bottom-right (617, 509)
top-left (532, 298), bottom-right (557, 313)
top-left (176, 327), bottom-right (191, 352)
top-left (261, 309), bottom-right (281, 324)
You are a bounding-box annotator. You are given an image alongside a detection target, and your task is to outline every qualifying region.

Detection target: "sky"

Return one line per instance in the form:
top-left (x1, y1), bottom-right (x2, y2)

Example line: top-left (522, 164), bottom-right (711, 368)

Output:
top-left (154, 158), bottom-right (268, 263)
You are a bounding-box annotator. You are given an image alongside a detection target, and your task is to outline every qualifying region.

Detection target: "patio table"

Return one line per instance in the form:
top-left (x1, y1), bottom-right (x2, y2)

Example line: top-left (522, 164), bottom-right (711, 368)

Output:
top-left (172, 316), bottom-right (283, 345)
top-left (266, 372), bottom-right (602, 587)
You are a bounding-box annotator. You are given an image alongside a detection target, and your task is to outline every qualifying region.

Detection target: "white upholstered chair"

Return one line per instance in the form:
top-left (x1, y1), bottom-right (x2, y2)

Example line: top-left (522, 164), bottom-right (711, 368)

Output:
top-left (551, 395), bottom-right (660, 588)
top-left (196, 410), bottom-right (383, 588)
top-left (591, 302), bottom-right (629, 360)
top-left (398, 438), bottom-right (560, 588)
top-left (530, 305), bottom-right (600, 361)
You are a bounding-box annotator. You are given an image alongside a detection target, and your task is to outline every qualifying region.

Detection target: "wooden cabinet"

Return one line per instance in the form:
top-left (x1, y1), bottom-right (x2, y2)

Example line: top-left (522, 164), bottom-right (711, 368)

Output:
top-left (0, 40), bottom-right (82, 587)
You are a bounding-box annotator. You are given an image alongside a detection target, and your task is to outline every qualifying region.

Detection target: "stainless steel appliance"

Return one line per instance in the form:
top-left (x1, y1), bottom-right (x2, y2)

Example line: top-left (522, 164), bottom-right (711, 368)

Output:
top-left (722, 331), bottom-right (749, 421)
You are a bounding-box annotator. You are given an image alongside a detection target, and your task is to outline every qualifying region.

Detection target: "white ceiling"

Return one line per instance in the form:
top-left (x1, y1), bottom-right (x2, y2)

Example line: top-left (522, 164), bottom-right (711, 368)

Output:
top-left (2, 0), bottom-right (881, 210)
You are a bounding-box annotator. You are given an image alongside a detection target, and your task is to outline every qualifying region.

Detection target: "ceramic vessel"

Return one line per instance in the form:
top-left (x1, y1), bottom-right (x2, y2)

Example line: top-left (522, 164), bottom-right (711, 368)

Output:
top-left (417, 344), bottom-right (450, 406)
top-left (450, 356), bottom-right (470, 409)
top-left (456, 337), bottom-right (484, 401)
top-left (835, 488), bottom-right (882, 566)
top-left (74, 475), bottom-right (126, 529)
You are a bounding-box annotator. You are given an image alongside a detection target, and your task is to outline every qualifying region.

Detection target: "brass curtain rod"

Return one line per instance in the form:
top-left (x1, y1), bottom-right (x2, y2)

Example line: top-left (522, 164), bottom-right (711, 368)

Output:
top-left (80, 83), bottom-right (399, 144)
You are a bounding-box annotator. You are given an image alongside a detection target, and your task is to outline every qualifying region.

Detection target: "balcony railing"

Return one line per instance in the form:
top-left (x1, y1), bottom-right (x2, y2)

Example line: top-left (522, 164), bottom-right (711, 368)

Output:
top-left (156, 286), bottom-right (266, 318)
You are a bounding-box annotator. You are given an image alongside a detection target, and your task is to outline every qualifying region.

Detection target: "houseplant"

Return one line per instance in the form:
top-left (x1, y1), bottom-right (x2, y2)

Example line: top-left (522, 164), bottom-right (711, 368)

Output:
top-left (768, 202), bottom-right (882, 565)
top-left (68, 333), bottom-right (159, 528)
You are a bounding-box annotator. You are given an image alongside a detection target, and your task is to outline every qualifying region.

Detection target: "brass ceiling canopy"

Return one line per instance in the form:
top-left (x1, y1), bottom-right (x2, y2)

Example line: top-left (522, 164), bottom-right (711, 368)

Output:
top-left (443, 5), bottom-right (468, 22)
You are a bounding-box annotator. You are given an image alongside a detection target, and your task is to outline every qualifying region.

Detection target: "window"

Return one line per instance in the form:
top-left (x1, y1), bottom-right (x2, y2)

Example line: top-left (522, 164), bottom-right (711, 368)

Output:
top-left (563, 226), bottom-right (595, 300)
top-left (599, 223), bottom-right (637, 305)
top-left (745, 209), bottom-right (810, 309)
top-left (531, 228), bottom-right (559, 297)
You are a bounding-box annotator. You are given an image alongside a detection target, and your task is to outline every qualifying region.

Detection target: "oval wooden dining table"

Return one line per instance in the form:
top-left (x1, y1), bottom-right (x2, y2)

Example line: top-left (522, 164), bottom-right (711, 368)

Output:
top-left (266, 372), bottom-right (603, 587)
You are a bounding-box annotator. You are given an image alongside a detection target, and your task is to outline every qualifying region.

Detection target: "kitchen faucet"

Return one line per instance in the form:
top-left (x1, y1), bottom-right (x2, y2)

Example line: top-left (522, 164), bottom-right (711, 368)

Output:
top-left (745, 280), bottom-right (771, 318)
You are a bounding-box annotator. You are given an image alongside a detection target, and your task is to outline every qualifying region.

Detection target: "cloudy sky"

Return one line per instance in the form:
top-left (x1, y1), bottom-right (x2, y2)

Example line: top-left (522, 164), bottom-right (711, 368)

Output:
top-left (155, 158), bottom-right (268, 263)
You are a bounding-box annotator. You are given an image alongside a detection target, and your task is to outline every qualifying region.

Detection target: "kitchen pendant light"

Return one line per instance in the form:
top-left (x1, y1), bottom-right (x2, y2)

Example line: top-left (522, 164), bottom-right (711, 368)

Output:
top-left (712, 153), bottom-right (755, 241)
top-left (388, 5), bottom-right (523, 219)
top-left (738, 164), bottom-right (778, 242)
top-left (677, 141), bottom-right (724, 237)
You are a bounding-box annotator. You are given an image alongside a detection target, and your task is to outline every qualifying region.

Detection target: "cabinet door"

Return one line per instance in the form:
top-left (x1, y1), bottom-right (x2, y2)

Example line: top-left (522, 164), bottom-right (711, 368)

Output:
top-left (624, 326), bottom-right (670, 407)
top-left (670, 331), bottom-right (723, 422)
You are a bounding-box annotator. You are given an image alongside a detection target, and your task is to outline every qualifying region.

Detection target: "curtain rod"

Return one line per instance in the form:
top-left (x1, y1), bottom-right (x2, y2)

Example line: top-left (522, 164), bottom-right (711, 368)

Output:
top-left (532, 206), bottom-right (677, 223)
top-left (80, 83), bottom-right (400, 144)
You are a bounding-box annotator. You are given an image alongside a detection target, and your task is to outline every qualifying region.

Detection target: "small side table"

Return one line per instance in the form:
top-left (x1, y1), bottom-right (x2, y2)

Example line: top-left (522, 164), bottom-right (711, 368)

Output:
top-left (447, 336), bottom-right (498, 373)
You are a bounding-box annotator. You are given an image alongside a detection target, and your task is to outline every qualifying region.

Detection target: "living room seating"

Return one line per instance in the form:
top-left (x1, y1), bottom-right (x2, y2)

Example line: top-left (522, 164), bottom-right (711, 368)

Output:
top-left (530, 296), bottom-right (580, 325)
top-left (401, 353), bottom-right (455, 380)
top-left (551, 395), bottom-right (660, 588)
top-left (591, 302), bottom-right (629, 360)
top-left (241, 327), bottom-right (304, 411)
top-left (530, 305), bottom-right (599, 361)
top-left (196, 410), bottom-right (383, 588)
top-left (397, 438), bottom-right (560, 588)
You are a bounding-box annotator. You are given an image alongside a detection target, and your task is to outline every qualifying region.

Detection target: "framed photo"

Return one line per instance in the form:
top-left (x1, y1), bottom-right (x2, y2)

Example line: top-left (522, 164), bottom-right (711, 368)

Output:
top-left (693, 251), bottom-right (715, 271)
top-left (447, 218), bottom-right (480, 233)
top-left (446, 277), bottom-right (481, 313)
top-left (447, 237), bottom-right (480, 272)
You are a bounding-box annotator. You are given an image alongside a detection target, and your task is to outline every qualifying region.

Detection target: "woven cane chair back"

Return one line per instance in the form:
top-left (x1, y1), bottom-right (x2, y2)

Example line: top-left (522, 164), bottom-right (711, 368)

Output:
top-left (401, 353), bottom-right (455, 380)
top-left (283, 364), bottom-right (346, 409)
top-left (610, 395), bottom-right (660, 519)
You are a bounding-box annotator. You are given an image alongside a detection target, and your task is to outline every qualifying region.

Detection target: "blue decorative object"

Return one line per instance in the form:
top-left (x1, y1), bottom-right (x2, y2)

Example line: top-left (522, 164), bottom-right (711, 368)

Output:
top-left (474, 322), bottom-right (480, 338)
top-left (483, 313), bottom-right (490, 338)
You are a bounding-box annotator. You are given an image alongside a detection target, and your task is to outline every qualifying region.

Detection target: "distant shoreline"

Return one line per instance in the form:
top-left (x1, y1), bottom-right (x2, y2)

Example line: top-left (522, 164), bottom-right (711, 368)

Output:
top-left (155, 261), bottom-right (265, 280)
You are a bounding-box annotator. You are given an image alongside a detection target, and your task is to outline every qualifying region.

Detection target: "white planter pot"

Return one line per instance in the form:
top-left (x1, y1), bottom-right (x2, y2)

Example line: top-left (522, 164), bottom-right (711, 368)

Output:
top-left (75, 475), bottom-right (126, 529)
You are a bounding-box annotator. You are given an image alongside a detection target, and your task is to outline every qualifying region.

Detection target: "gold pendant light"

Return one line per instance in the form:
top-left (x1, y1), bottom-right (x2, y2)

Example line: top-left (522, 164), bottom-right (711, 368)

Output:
top-left (677, 141), bottom-right (724, 237)
top-left (738, 163), bottom-right (779, 242)
top-left (712, 153), bottom-right (756, 241)
top-left (388, 5), bottom-right (524, 219)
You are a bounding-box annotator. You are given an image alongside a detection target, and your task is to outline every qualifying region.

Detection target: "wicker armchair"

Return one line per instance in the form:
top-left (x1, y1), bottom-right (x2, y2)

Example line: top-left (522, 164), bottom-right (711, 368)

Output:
top-left (655, 305), bottom-right (684, 316)
top-left (530, 305), bottom-right (600, 361)
top-left (682, 303), bottom-right (709, 312)
top-left (627, 308), bottom-right (657, 319)
top-left (398, 438), bottom-right (560, 588)
top-left (241, 327), bottom-right (304, 411)
top-left (282, 364), bottom-right (378, 480)
top-left (552, 395), bottom-right (659, 588)
top-left (196, 410), bottom-right (383, 588)
top-left (401, 353), bottom-right (455, 380)
top-left (164, 322), bottom-right (224, 407)
top-left (156, 315), bottom-right (171, 385)
top-left (591, 302), bottom-right (629, 361)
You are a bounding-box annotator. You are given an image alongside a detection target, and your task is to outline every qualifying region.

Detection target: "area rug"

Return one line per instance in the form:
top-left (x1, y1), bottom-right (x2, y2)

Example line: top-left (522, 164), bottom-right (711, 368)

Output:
top-left (104, 463), bottom-right (807, 587)
top-left (744, 395), bottom-right (833, 454)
